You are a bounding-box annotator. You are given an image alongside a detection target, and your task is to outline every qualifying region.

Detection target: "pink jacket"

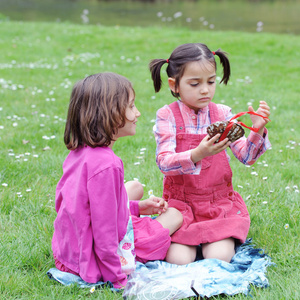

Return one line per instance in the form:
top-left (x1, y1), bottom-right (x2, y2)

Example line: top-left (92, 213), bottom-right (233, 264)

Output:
top-left (52, 146), bottom-right (139, 288)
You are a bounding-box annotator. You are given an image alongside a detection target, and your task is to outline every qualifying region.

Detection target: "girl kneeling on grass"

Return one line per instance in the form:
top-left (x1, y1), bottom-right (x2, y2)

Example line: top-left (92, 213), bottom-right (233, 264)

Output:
top-left (52, 72), bottom-right (183, 289)
top-left (149, 43), bottom-right (271, 265)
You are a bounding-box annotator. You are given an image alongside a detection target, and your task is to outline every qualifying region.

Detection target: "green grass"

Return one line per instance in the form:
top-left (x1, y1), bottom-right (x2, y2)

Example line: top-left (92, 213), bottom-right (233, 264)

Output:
top-left (0, 19), bottom-right (299, 299)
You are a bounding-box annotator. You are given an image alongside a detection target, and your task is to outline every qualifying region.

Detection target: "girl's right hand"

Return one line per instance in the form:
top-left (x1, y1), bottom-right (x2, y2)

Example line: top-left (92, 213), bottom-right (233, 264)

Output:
top-left (191, 134), bottom-right (231, 163)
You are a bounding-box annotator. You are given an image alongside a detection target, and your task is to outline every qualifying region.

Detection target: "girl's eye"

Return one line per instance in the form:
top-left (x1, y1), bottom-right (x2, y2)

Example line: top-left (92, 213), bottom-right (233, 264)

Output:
top-left (190, 83), bottom-right (199, 87)
top-left (208, 81), bottom-right (215, 85)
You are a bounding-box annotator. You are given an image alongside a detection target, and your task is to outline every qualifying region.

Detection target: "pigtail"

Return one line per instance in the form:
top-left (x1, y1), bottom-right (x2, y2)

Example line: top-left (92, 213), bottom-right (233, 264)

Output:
top-left (149, 59), bottom-right (168, 93)
top-left (214, 49), bottom-right (231, 85)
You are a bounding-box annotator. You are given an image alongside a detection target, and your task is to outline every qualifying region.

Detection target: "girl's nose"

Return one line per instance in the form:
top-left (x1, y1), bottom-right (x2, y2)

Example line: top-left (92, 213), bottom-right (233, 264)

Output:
top-left (200, 85), bottom-right (209, 94)
top-left (136, 107), bottom-right (141, 117)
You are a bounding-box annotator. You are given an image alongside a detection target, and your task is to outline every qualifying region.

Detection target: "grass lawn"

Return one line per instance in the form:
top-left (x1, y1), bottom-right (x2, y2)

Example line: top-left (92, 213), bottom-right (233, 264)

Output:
top-left (0, 19), bottom-right (299, 299)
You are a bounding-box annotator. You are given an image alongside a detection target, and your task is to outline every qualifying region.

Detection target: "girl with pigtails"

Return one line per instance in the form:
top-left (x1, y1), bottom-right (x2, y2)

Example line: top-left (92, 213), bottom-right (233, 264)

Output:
top-left (149, 43), bottom-right (271, 265)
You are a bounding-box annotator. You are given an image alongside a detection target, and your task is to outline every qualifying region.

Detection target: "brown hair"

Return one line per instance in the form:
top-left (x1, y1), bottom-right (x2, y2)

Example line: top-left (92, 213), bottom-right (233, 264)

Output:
top-left (64, 72), bottom-right (134, 150)
top-left (149, 43), bottom-right (231, 98)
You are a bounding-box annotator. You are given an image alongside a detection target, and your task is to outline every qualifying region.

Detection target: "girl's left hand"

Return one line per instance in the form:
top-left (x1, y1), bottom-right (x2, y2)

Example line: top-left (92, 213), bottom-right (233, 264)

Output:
top-left (249, 101), bottom-right (270, 134)
top-left (138, 197), bottom-right (168, 216)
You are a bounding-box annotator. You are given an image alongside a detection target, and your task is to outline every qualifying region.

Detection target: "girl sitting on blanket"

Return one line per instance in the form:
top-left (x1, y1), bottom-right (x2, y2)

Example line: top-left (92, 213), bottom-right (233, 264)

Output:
top-left (149, 43), bottom-right (271, 265)
top-left (52, 72), bottom-right (183, 289)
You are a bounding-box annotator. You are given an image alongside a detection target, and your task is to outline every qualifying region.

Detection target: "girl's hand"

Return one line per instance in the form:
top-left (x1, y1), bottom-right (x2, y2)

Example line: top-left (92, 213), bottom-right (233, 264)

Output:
top-left (249, 101), bottom-right (270, 135)
top-left (138, 197), bottom-right (168, 216)
top-left (191, 134), bottom-right (231, 163)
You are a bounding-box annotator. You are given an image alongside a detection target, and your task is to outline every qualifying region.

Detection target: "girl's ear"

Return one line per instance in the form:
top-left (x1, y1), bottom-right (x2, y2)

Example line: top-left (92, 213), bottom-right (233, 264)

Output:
top-left (168, 77), bottom-right (177, 93)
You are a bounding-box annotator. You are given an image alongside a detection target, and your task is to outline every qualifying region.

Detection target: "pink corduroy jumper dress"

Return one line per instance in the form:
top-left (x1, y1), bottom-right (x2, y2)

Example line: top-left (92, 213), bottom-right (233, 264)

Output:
top-left (163, 101), bottom-right (250, 246)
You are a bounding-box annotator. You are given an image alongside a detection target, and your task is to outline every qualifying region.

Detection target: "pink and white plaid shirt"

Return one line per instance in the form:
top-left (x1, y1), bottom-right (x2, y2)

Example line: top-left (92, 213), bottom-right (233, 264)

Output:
top-left (154, 100), bottom-right (271, 175)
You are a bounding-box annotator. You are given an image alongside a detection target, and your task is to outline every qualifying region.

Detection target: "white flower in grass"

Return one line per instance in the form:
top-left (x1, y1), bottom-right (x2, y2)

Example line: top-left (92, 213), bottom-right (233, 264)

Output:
top-left (148, 190), bottom-right (154, 196)
top-left (237, 185), bottom-right (243, 188)
top-left (0, 125), bottom-right (4, 129)
top-left (12, 122), bottom-right (18, 127)
top-left (284, 224), bottom-right (289, 230)
top-left (90, 286), bottom-right (95, 293)
top-left (262, 201), bottom-right (268, 204)
top-left (246, 195), bottom-right (251, 200)
top-left (295, 190), bottom-right (299, 193)
top-left (26, 188), bottom-right (31, 192)
top-left (133, 178), bottom-right (139, 181)
top-left (134, 162), bottom-right (140, 165)
top-left (2, 183), bottom-right (8, 187)
top-left (173, 12), bottom-right (182, 18)
top-left (285, 186), bottom-right (290, 190)
top-left (262, 177), bottom-right (268, 180)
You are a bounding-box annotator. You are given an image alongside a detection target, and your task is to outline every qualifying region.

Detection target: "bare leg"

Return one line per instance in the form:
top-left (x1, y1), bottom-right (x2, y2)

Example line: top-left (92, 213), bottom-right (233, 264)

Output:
top-left (202, 238), bottom-right (235, 263)
top-left (165, 243), bottom-right (197, 265)
top-left (155, 207), bottom-right (183, 235)
top-left (125, 180), bottom-right (144, 200)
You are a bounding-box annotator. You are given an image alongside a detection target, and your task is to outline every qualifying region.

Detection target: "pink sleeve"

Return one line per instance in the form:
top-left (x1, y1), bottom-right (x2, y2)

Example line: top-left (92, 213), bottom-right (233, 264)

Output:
top-left (129, 200), bottom-right (140, 217)
top-left (88, 167), bottom-right (127, 288)
top-left (154, 106), bottom-right (201, 175)
top-left (230, 128), bottom-right (271, 165)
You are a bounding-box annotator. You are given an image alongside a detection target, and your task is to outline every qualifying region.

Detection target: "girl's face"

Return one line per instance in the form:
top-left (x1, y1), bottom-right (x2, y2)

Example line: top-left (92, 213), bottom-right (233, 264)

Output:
top-left (114, 89), bottom-right (141, 140)
top-left (168, 60), bottom-right (216, 114)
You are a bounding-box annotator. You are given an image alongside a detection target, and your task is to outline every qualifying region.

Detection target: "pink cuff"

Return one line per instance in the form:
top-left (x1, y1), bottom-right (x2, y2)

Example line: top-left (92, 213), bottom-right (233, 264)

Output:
top-left (129, 200), bottom-right (140, 217)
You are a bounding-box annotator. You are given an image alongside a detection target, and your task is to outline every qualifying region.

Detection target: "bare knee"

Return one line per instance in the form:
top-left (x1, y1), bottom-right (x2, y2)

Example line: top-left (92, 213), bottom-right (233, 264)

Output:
top-left (165, 243), bottom-right (196, 265)
top-left (125, 181), bottom-right (144, 200)
top-left (167, 207), bottom-right (183, 229)
top-left (202, 238), bottom-right (235, 263)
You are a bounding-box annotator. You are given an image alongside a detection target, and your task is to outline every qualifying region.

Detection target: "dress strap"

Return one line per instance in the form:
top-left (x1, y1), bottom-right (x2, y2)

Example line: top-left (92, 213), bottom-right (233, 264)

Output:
top-left (208, 102), bottom-right (220, 123)
top-left (168, 101), bottom-right (185, 134)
